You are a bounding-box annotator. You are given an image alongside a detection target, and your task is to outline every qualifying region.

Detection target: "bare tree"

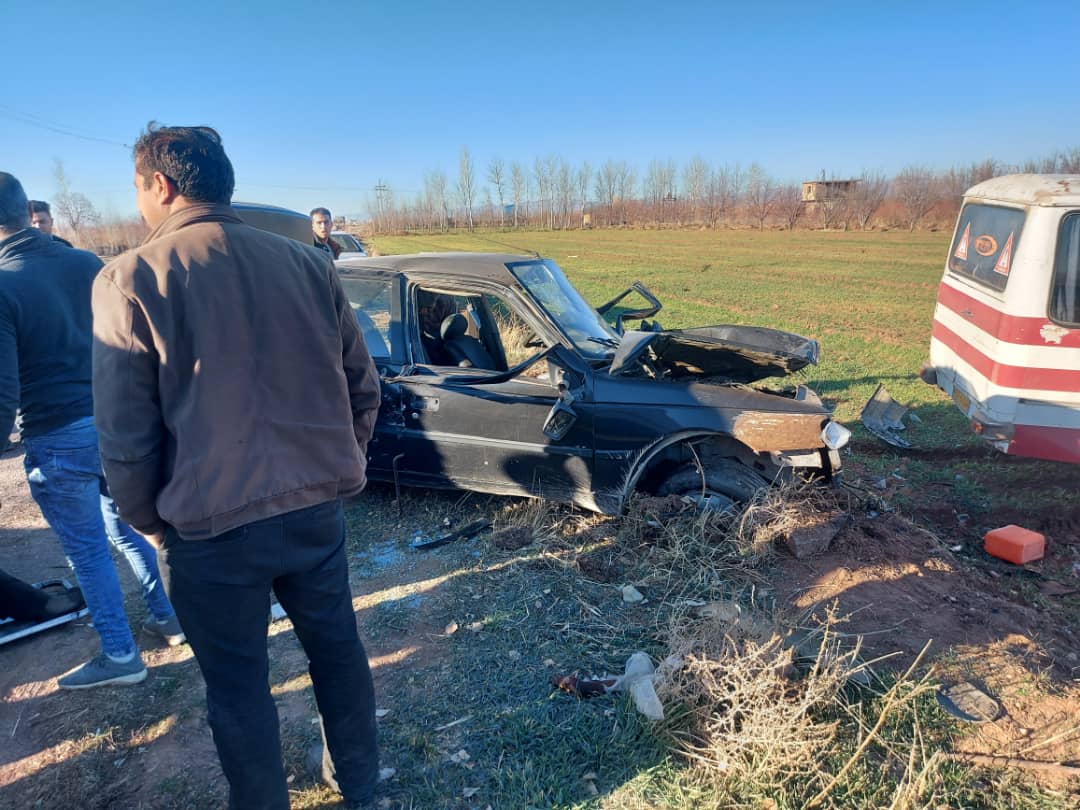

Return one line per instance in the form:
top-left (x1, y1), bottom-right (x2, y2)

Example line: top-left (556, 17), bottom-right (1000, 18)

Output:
top-left (850, 172), bottom-right (889, 229)
top-left (577, 161), bottom-right (591, 228)
top-left (457, 146), bottom-right (476, 230)
top-left (556, 160), bottom-right (573, 229)
top-left (613, 161), bottom-right (636, 226)
top-left (53, 160), bottom-right (100, 239)
top-left (543, 155), bottom-right (559, 229)
top-left (594, 161), bottom-right (618, 226)
top-left (707, 163), bottom-right (742, 226)
top-left (744, 163), bottom-right (777, 230)
top-left (774, 184), bottom-right (804, 230)
top-left (424, 169), bottom-right (450, 229)
top-left (488, 158), bottom-right (506, 228)
top-left (683, 155), bottom-right (710, 224)
top-left (894, 166), bottom-right (941, 231)
top-left (510, 162), bottom-right (525, 228)
top-left (532, 158), bottom-right (550, 229)
top-left (644, 159), bottom-right (678, 224)
top-left (481, 187), bottom-right (494, 228)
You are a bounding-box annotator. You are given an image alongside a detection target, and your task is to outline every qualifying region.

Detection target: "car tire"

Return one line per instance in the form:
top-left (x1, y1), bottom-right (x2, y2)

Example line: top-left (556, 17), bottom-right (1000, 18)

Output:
top-left (656, 458), bottom-right (769, 511)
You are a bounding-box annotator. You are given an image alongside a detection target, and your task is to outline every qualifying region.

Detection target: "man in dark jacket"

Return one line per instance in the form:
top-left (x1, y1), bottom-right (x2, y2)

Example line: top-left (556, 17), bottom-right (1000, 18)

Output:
top-left (311, 206), bottom-right (342, 258)
top-left (0, 172), bottom-right (183, 690)
top-left (29, 200), bottom-right (74, 248)
top-left (93, 124), bottom-right (382, 809)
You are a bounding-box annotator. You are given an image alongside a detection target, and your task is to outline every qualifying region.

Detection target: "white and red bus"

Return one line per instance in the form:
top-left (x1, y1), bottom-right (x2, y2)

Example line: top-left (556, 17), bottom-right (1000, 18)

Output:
top-left (921, 174), bottom-right (1080, 463)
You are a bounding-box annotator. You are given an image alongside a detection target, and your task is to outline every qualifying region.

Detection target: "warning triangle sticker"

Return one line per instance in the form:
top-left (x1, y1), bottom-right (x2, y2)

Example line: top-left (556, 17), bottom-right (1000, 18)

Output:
top-left (994, 232), bottom-right (1014, 276)
top-left (954, 223), bottom-right (970, 261)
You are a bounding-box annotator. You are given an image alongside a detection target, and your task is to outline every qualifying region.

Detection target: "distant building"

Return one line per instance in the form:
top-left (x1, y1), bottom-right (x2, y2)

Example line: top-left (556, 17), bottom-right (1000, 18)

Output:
top-left (801, 178), bottom-right (859, 203)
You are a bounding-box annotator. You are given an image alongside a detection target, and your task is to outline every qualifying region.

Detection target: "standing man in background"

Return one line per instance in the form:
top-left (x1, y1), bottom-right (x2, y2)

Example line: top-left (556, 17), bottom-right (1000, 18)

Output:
top-left (0, 172), bottom-right (182, 690)
top-left (93, 123), bottom-right (381, 809)
top-left (29, 200), bottom-right (73, 247)
top-left (311, 206), bottom-right (342, 258)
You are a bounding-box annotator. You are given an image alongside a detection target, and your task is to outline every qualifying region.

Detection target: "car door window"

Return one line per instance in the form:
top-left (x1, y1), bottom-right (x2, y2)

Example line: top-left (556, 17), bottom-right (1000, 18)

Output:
top-left (339, 277), bottom-right (393, 358)
top-left (483, 292), bottom-right (549, 378)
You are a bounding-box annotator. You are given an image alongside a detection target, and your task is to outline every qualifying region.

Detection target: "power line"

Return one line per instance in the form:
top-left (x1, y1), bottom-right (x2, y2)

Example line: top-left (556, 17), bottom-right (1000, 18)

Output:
top-left (0, 106), bottom-right (130, 148)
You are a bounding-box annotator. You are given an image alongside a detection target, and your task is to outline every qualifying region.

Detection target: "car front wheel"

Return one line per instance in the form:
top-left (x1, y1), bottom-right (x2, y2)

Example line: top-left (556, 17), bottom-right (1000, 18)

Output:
top-left (656, 458), bottom-right (769, 511)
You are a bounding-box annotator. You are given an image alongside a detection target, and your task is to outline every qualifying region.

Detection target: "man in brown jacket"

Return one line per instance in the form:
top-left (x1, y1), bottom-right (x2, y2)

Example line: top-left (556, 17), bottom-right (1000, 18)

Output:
top-left (92, 123), bottom-right (382, 809)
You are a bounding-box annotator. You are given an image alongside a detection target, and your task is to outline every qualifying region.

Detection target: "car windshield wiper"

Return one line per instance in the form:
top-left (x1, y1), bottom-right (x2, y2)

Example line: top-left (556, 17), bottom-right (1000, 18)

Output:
top-left (586, 336), bottom-right (620, 348)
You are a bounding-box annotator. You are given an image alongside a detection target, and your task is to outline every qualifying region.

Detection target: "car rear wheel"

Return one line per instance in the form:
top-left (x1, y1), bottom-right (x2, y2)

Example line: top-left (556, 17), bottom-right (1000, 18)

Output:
top-left (656, 458), bottom-right (769, 511)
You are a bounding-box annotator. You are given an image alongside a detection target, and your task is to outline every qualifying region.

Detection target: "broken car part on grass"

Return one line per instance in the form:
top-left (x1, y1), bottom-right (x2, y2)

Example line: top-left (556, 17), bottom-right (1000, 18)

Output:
top-left (860, 384), bottom-right (914, 449)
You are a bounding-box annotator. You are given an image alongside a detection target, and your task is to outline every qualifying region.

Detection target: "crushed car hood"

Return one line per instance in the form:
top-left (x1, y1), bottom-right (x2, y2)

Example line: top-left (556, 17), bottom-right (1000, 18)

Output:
top-left (608, 326), bottom-right (820, 383)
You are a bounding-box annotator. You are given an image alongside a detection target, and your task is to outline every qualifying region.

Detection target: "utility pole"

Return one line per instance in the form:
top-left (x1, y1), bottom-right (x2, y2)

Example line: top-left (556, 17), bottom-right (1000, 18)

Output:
top-left (374, 182), bottom-right (389, 233)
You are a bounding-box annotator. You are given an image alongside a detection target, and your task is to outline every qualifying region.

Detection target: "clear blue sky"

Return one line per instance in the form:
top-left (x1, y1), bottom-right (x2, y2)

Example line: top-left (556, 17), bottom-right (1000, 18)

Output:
top-left (3, 0), bottom-right (1077, 220)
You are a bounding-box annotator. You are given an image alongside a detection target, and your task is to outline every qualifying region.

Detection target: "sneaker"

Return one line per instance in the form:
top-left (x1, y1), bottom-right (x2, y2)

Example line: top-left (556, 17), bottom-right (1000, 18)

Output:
top-left (58, 654), bottom-right (147, 689)
top-left (143, 615), bottom-right (186, 647)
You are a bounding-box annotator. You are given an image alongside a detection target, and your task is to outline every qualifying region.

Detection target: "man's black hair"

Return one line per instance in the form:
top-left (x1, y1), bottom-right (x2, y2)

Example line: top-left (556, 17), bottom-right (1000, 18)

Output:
top-left (0, 173), bottom-right (31, 233)
top-left (133, 121), bottom-right (235, 204)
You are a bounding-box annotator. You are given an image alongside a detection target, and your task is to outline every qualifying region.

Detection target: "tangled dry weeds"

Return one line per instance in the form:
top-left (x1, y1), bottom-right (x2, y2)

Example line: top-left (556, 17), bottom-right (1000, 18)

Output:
top-left (654, 596), bottom-right (946, 808)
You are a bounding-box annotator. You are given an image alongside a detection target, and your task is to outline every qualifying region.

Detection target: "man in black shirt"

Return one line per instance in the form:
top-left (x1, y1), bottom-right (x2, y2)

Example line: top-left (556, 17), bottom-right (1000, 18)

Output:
top-left (1, 172), bottom-right (183, 688)
top-left (29, 200), bottom-right (73, 248)
top-left (310, 206), bottom-right (341, 258)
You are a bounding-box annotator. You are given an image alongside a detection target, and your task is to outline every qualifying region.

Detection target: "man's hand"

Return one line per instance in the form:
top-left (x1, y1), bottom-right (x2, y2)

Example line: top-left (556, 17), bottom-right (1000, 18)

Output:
top-left (143, 530), bottom-right (165, 550)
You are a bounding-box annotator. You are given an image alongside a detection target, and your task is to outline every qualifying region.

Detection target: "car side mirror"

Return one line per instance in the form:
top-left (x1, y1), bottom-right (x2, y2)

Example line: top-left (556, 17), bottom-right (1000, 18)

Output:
top-left (595, 282), bottom-right (663, 335)
top-left (543, 394), bottom-right (577, 440)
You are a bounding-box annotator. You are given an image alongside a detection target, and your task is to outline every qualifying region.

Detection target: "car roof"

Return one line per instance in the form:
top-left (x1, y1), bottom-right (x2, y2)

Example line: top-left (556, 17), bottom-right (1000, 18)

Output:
top-left (335, 251), bottom-right (538, 283)
top-left (233, 202), bottom-right (311, 244)
top-left (965, 174), bottom-right (1080, 207)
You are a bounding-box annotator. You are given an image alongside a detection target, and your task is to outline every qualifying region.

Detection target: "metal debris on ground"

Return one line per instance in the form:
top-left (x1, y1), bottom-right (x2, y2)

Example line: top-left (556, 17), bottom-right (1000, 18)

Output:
top-left (860, 383), bottom-right (913, 448)
top-left (936, 681), bottom-right (1003, 723)
top-left (410, 519), bottom-right (492, 550)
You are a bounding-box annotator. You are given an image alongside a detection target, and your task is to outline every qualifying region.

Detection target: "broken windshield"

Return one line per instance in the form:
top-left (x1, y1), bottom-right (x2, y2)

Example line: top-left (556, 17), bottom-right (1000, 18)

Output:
top-left (508, 259), bottom-right (621, 359)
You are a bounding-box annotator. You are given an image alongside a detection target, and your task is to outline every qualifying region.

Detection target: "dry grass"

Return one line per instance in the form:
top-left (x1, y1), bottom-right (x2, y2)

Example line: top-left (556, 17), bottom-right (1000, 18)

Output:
top-left (653, 599), bottom-right (941, 808)
top-left (619, 481), bottom-right (850, 620)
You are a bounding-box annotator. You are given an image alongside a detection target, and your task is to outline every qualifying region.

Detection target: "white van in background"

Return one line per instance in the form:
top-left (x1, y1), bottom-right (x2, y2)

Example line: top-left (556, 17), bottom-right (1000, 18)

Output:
top-left (920, 174), bottom-right (1080, 463)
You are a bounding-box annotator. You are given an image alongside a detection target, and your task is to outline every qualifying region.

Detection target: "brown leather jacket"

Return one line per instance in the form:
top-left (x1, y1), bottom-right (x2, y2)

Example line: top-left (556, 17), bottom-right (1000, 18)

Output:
top-left (92, 203), bottom-right (380, 540)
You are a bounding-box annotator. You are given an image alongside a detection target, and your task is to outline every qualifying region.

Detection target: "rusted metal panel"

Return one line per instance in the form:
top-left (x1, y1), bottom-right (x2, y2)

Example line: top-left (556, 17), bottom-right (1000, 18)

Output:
top-left (731, 411), bottom-right (825, 452)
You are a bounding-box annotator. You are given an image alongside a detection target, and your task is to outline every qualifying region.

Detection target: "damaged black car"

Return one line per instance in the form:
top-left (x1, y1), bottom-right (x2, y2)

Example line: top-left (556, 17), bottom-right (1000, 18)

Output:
top-left (335, 252), bottom-right (849, 513)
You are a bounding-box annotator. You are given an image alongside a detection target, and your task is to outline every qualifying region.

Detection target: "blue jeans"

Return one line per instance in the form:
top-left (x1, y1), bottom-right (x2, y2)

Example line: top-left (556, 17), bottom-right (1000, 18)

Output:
top-left (22, 416), bottom-right (174, 657)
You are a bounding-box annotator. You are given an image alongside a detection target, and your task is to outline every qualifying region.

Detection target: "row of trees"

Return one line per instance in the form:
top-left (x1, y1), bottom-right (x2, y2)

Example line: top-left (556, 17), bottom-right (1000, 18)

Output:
top-left (367, 147), bottom-right (1080, 235)
top-left (54, 147), bottom-right (1080, 252)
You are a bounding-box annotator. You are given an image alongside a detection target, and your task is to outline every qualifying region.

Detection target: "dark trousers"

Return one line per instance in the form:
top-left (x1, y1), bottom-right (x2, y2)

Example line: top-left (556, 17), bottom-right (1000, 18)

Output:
top-left (160, 499), bottom-right (378, 809)
top-left (0, 567), bottom-right (50, 621)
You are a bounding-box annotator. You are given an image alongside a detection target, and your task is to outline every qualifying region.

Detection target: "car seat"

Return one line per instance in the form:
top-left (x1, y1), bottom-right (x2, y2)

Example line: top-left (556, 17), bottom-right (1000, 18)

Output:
top-left (440, 313), bottom-right (497, 369)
